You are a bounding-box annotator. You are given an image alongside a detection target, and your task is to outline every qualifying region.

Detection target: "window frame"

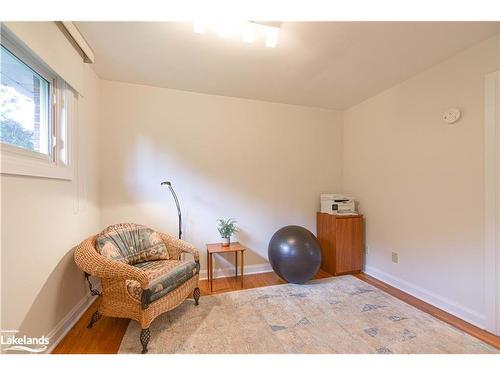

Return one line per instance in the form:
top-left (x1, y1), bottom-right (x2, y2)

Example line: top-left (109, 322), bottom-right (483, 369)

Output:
top-left (1, 28), bottom-right (74, 180)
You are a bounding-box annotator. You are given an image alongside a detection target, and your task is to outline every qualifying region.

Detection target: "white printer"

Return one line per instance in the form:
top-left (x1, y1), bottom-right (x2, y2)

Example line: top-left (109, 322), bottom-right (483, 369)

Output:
top-left (320, 194), bottom-right (357, 215)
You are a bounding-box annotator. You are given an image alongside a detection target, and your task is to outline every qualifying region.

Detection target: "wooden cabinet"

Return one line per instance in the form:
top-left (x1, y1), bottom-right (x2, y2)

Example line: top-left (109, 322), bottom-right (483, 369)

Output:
top-left (316, 212), bottom-right (364, 275)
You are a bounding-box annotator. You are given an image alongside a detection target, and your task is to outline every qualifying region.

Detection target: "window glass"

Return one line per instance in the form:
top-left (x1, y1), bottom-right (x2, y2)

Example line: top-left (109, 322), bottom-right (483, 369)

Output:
top-left (0, 44), bottom-right (51, 155)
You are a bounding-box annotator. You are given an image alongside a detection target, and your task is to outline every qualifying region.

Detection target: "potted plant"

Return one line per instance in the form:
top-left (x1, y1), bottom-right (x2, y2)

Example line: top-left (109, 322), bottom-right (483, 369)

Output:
top-left (217, 218), bottom-right (238, 247)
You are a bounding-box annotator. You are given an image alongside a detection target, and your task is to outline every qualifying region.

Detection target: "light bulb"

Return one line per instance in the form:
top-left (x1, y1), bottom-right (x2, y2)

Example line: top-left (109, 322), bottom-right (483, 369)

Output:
top-left (193, 21), bottom-right (205, 34)
top-left (218, 22), bottom-right (233, 38)
top-left (242, 24), bottom-right (256, 43)
top-left (265, 28), bottom-right (279, 48)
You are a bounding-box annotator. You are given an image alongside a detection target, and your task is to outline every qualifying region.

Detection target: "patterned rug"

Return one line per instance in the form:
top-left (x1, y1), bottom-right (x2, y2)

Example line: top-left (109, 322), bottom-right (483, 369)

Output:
top-left (118, 275), bottom-right (498, 354)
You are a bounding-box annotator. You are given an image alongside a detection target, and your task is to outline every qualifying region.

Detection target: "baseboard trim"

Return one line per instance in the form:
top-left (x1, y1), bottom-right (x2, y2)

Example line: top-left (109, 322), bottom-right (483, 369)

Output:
top-left (199, 263), bottom-right (273, 280)
top-left (46, 292), bottom-right (97, 353)
top-left (364, 265), bottom-right (486, 329)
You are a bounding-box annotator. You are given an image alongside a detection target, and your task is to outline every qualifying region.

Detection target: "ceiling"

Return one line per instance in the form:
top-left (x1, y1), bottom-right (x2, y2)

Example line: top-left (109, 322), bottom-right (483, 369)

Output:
top-left (76, 22), bottom-right (500, 110)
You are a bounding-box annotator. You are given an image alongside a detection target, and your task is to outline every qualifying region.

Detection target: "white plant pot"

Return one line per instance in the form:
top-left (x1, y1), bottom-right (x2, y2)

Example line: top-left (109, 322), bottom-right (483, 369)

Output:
top-left (221, 237), bottom-right (230, 247)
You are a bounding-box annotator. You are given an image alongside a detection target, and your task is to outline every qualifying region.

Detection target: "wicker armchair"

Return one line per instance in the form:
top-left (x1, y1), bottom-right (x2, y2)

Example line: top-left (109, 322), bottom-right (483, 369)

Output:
top-left (74, 223), bottom-right (200, 354)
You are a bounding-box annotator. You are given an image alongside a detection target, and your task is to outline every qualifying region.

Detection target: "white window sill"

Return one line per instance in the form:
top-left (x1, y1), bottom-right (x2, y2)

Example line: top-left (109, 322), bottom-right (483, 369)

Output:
top-left (1, 148), bottom-right (73, 180)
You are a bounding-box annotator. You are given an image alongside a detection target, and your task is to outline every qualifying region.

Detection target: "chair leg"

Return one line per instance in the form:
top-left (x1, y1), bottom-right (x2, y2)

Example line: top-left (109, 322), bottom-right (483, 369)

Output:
top-left (140, 328), bottom-right (151, 354)
top-left (193, 287), bottom-right (201, 306)
top-left (87, 310), bottom-right (102, 329)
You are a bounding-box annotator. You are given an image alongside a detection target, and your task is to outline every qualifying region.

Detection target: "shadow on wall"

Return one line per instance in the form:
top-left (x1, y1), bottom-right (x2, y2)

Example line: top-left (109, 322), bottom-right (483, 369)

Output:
top-left (99, 89), bottom-right (341, 270)
top-left (17, 248), bottom-right (88, 340)
top-left (114, 135), bottom-right (322, 269)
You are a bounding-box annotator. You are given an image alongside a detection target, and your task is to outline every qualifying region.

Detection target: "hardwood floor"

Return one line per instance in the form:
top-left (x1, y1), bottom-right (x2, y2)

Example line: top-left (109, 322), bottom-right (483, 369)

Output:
top-left (52, 270), bottom-right (499, 353)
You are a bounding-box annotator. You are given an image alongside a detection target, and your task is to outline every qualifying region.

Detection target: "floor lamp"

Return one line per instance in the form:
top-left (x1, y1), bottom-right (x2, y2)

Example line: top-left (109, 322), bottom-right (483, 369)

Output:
top-left (161, 181), bottom-right (182, 239)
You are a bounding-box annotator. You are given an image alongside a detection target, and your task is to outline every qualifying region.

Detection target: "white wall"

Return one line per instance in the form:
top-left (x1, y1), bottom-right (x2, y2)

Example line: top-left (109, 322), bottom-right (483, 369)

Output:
top-left (0, 64), bottom-right (101, 339)
top-left (343, 35), bottom-right (500, 327)
top-left (100, 80), bottom-right (343, 276)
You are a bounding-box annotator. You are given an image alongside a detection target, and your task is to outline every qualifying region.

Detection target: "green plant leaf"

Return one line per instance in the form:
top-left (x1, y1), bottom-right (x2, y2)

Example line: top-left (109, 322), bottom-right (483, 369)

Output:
top-left (217, 218), bottom-right (238, 238)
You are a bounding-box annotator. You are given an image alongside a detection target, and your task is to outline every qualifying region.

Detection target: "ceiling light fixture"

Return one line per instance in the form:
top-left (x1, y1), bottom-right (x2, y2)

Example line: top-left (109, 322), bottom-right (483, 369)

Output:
top-left (192, 21), bottom-right (280, 48)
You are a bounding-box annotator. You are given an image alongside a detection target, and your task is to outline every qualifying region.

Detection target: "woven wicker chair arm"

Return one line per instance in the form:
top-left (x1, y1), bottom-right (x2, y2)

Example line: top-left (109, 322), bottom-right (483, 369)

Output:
top-left (73, 236), bottom-right (150, 288)
top-left (159, 232), bottom-right (200, 261)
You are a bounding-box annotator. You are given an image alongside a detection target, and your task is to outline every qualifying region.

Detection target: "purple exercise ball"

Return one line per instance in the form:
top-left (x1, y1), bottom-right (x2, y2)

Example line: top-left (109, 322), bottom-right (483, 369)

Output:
top-left (268, 225), bottom-right (322, 284)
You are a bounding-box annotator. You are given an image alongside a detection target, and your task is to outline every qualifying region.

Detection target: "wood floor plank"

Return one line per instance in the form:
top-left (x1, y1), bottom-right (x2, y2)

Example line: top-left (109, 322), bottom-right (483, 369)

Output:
top-left (52, 270), bottom-right (499, 353)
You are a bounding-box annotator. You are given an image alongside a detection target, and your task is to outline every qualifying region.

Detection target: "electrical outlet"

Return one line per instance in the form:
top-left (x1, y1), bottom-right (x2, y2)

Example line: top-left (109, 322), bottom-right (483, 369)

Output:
top-left (391, 252), bottom-right (399, 263)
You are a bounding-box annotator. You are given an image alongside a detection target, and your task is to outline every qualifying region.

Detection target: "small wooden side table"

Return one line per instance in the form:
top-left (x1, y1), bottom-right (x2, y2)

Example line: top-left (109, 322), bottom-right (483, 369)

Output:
top-left (206, 242), bottom-right (245, 293)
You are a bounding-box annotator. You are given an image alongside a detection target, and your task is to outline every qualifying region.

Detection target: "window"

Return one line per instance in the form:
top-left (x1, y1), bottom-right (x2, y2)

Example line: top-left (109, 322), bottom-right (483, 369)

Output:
top-left (1, 45), bottom-right (51, 155)
top-left (1, 29), bottom-right (74, 179)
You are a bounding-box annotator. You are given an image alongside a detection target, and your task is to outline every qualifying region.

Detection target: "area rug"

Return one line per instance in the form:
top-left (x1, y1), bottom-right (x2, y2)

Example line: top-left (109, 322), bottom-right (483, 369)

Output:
top-left (118, 275), bottom-right (498, 354)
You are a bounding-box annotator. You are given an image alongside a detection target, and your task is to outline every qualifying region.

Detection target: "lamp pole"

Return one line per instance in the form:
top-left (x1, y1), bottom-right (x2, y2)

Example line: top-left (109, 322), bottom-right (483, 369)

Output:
top-left (161, 181), bottom-right (182, 239)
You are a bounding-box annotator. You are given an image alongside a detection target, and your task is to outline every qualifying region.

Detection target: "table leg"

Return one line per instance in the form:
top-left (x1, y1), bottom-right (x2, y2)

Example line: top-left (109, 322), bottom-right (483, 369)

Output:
top-left (208, 251), bottom-right (211, 293)
top-left (210, 253), bottom-right (213, 293)
top-left (235, 251), bottom-right (238, 279)
top-left (241, 251), bottom-right (244, 288)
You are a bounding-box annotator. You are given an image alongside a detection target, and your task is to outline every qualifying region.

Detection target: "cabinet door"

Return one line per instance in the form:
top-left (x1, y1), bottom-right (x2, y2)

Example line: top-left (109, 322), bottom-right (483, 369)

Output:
top-left (335, 217), bottom-right (363, 274)
top-left (317, 213), bottom-right (335, 274)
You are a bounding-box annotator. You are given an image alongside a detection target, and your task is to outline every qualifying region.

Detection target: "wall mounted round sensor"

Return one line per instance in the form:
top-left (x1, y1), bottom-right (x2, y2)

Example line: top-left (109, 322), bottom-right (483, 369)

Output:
top-left (443, 108), bottom-right (461, 124)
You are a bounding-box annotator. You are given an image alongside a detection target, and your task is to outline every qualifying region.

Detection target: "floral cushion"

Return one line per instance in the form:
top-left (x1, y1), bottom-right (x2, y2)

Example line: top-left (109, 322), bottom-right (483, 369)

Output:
top-left (96, 223), bottom-right (170, 265)
top-left (126, 259), bottom-right (199, 303)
